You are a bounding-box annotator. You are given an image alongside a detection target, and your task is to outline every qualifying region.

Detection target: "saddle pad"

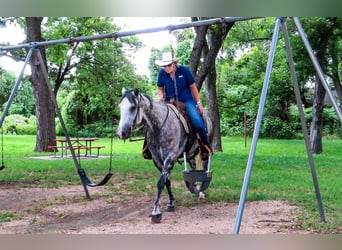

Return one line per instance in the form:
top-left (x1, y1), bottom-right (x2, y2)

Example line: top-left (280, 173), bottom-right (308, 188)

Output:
top-left (167, 104), bottom-right (190, 134)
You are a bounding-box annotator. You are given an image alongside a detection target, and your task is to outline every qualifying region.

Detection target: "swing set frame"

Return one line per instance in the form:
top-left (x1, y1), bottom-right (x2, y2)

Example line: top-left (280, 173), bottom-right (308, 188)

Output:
top-left (0, 17), bottom-right (337, 233)
top-left (0, 17), bottom-right (253, 199)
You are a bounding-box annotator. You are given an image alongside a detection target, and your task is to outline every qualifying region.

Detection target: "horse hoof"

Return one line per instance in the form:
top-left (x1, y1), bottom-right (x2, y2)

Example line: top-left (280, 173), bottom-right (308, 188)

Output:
top-left (165, 204), bottom-right (175, 212)
top-left (151, 213), bottom-right (162, 223)
top-left (198, 192), bottom-right (206, 201)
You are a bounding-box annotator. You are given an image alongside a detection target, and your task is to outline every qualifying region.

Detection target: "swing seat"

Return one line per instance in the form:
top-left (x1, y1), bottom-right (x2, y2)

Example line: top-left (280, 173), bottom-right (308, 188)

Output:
top-left (183, 169), bottom-right (212, 193)
top-left (78, 168), bottom-right (113, 187)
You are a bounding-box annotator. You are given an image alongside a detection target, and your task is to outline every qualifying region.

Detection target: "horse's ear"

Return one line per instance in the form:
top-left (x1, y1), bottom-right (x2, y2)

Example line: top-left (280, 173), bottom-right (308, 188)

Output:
top-left (121, 87), bottom-right (127, 95)
top-left (133, 88), bottom-right (139, 96)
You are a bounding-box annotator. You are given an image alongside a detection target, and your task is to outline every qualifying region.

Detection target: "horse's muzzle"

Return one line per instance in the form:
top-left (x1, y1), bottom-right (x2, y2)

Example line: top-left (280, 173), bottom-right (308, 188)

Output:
top-left (116, 126), bottom-right (131, 140)
top-left (116, 130), bottom-right (126, 140)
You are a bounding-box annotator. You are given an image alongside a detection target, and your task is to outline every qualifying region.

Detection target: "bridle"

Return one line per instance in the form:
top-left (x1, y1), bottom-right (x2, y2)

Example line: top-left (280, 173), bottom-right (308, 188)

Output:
top-left (132, 93), bottom-right (143, 125)
top-left (125, 93), bottom-right (142, 139)
top-left (129, 92), bottom-right (171, 139)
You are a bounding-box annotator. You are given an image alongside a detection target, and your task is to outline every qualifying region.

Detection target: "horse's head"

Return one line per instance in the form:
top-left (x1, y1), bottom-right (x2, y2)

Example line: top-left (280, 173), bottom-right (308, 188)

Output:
top-left (116, 88), bottom-right (142, 140)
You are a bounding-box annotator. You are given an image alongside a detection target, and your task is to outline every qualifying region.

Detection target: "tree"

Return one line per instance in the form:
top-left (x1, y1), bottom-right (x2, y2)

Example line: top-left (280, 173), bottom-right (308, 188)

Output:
top-left (188, 17), bottom-right (235, 152)
top-left (17, 17), bottom-right (148, 148)
top-left (0, 69), bottom-right (35, 117)
top-left (25, 17), bottom-right (56, 152)
top-left (42, 17), bottom-right (148, 136)
top-left (217, 18), bottom-right (301, 138)
top-left (298, 18), bottom-right (342, 153)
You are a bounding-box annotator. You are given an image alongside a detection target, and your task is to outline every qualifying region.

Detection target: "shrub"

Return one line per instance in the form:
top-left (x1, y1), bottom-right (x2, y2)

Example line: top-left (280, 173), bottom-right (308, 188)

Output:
top-left (55, 120), bottom-right (113, 138)
top-left (1, 114), bottom-right (37, 135)
top-left (289, 104), bottom-right (341, 137)
top-left (260, 117), bottom-right (296, 139)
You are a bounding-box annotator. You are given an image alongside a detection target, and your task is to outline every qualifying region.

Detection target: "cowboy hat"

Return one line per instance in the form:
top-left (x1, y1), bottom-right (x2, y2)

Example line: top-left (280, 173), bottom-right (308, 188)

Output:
top-left (155, 52), bottom-right (179, 66)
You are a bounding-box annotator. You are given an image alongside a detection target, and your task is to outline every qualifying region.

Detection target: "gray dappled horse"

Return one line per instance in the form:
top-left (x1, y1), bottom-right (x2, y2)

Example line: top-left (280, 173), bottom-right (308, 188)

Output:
top-left (116, 88), bottom-right (213, 223)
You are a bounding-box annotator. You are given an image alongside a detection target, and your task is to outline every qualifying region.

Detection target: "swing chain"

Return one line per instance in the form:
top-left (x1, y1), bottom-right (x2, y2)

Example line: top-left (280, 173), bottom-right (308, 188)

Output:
top-left (78, 37), bottom-right (118, 187)
top-left (0, 125), bottom-right (5, 170)
top-left (108, 37), bottom-right (119, 173)
top-left (0, 66), bottom-right (5, 170)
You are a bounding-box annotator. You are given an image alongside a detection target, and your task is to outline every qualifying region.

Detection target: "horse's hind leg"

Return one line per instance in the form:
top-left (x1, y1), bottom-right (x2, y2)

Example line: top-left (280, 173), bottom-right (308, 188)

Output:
top-left (165, 177), bottom-right (175, 212)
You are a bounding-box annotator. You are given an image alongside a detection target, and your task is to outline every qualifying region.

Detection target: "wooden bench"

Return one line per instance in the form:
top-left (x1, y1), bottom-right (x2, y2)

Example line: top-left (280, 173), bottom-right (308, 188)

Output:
top-left (47, 145), bottom-right (63, 157)
top-left (48, 145), bottom-right (105, 158)
top-left (83, 146), bottom-right (105, 157)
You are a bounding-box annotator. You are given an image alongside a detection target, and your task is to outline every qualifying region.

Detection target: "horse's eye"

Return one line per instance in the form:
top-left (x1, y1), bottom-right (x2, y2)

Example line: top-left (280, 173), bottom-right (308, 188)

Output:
top-left (130, 106), bottom-right (136, 113)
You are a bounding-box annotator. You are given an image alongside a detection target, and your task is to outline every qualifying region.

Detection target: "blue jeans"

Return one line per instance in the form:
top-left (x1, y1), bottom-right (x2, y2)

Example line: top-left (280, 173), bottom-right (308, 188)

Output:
top-left (184, 100), bottom-right (210, 146)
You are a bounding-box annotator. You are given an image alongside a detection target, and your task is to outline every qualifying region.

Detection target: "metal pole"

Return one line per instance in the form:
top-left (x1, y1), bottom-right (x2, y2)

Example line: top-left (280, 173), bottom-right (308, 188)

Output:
top-left (233, 17), bottom-right (282, 234)
top-left (281, 19), bottom-right (325, 222)
top-left (0, 47), bottom-right (33, 127)
top-left (293, 17), bottom-right (342, 123)
top-left (0, 17), bottom-right (257, 52)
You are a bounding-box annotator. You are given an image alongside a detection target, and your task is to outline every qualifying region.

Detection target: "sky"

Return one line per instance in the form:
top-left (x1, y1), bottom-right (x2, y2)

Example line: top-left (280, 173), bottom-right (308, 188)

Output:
top-left (0, 17), bottom-right (188, 77)
top-left (113, 17), bottom-right (187, 75)
top-left (0, 24), bottom-right (27, 76)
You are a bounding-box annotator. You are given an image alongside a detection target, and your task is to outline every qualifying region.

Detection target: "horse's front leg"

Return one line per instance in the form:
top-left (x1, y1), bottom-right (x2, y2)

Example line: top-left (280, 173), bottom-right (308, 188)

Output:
top-left (151, 168), bottom-right (169, 223)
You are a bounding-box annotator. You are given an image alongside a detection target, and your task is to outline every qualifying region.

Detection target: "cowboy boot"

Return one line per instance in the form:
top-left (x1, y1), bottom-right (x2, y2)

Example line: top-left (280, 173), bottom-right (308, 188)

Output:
top-left (199, 140), bottom-right (213, 161)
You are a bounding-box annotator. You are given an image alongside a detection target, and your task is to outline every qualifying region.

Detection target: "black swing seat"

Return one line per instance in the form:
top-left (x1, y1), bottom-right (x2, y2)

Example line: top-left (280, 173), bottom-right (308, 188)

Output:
top-left (183, 169), bottom-right (212, 193)
top-left (78, 168), bottom-right (113, 187)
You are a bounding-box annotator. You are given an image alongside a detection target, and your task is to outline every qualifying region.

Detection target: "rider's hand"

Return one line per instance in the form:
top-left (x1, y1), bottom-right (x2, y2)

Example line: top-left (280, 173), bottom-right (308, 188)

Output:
top-left (197, 104), bottom-right (204, 116)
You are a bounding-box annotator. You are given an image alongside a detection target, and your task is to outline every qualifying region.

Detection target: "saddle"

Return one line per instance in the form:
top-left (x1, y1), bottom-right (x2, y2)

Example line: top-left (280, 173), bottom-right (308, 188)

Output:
top-left (169, 101), bottom-right (212, 161)
top-left (167, 102), bottom-right (190, 134)
top-left (142, 101), bottom-right (195, 160)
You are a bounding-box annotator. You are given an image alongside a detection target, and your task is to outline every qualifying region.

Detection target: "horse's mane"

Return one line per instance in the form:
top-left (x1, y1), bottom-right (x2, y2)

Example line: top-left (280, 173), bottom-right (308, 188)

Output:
top-left (141, 93), bottom-right (153, 108)
top-left (119, 88), bottom-right (153, 109)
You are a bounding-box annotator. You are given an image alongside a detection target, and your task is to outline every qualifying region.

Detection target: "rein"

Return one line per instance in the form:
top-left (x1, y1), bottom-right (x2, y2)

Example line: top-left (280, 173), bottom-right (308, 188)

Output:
top-left (160, 103), bottom-right (170, 129)
top-left (129, 94), bottom-right (171, 140)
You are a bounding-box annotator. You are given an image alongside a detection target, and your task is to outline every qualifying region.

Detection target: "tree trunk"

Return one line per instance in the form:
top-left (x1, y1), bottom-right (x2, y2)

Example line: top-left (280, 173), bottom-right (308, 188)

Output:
top-left (189, 17), bottom-right (235, 152)
top-left (309, 18), bottom-right (336, 154)
top-left (330, 51), bottom-right (342, 107)
top-left (310, 75), bottom-right (325, 154)
top-left (205, 63), bottom-right (222, 151)
top-left (26, 17), bottom-right (56, 152)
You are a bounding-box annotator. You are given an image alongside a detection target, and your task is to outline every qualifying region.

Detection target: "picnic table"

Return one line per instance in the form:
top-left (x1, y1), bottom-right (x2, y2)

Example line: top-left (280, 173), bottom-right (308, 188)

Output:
top-left (48, 138), bottom-right (105, 158)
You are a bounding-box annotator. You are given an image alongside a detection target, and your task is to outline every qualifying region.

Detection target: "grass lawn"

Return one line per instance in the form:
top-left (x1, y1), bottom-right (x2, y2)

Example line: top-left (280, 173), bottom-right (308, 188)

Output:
top-left (0, 134), bottom-right (341, 233)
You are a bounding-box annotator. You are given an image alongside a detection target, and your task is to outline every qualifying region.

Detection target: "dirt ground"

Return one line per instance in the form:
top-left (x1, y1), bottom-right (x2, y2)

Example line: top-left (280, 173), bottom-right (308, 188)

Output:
top-left (0, 181), bottom-right (313, 234)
